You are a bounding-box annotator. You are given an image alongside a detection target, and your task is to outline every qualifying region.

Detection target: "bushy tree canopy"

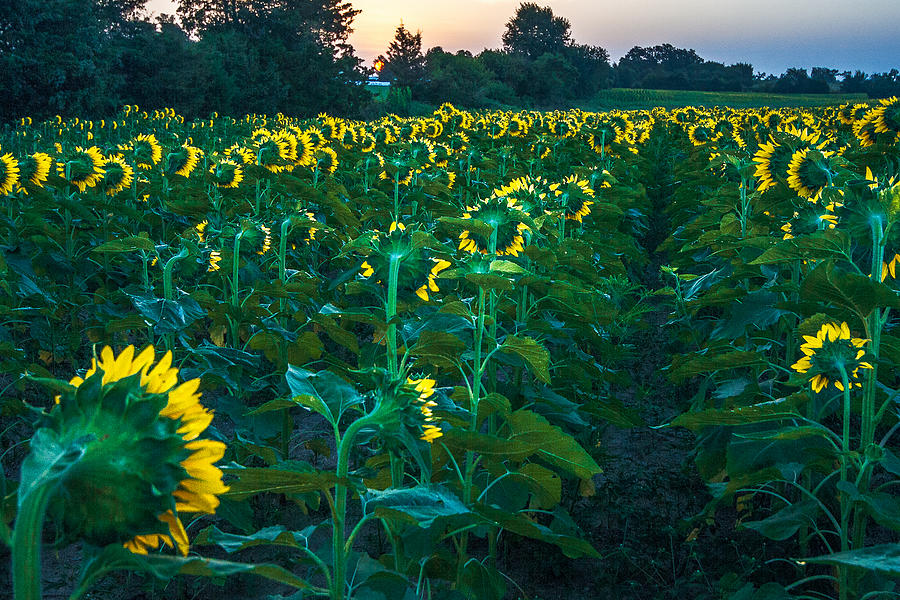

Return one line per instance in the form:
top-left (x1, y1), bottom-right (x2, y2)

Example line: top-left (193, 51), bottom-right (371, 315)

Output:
top-left (502, 2), bottom-right (571, 59)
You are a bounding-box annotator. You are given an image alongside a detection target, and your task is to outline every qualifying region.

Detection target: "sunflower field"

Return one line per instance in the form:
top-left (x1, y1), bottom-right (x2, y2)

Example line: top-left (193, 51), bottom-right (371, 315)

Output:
top-left (2, 98), bottom-right (900, 600)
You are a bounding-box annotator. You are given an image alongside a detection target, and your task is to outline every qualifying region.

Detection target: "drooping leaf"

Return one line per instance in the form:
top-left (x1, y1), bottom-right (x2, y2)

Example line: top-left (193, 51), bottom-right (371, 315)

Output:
top-left (222, 465), bottom-right (342, 500)
top-left (285, 366), bottom-right (363, 426)
top-left (366, 485), bottom-right (471, 528)
top-left (507, 409), bottom-right (601, 480)
top-left (499, 336), bottom-right (551, 384)
top-left (800, 261), bottom-right (900, 321)
top-left (741, 500), bottom-right (819, 541)
top-left (804, 544), bottom-right (900, 575)
top-left (92, 234), bottom-right (155, 253)
top-left (474, 503), bottom-right (599, 559)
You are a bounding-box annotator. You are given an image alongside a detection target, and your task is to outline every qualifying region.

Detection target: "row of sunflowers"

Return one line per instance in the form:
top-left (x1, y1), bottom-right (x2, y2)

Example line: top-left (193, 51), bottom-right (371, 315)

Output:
top-left (1, 97), bottom-right (899, 599)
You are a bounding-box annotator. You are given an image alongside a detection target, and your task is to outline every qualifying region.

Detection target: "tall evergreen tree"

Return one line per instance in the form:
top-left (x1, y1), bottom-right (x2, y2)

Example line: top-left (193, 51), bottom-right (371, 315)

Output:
top-left (376, 23), bottom-right (426, 91)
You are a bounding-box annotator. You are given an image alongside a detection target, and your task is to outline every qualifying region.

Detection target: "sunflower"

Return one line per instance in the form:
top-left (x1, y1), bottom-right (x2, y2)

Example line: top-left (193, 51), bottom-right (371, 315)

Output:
top-left (0, 151), bottom-right (20, 196)
top-left (224, 144), bottom-right (255, 165)
top-left (101, 155), bottom-right (134, 196)
top-left (315, 146), bottom-right (339, 175)
top-left (208, 251), bottom-right (222, 272)
top-left (550, 175), bottom-right (595, 222)
top-left (130, 134), bottom-right (163, 170)
top-left (415, 259), bottom-right (452, 301)
top-left (377, 153), bottom-right (414, 186)
top-left (209, 159), bottom-right (244, 188)
top-left (491, 175), bottom-right (552, 215)
top-left (786, 148), bottom-right (836, 201)
top-left (166, 145), bottom-right (202, 179)
top-left (791, 322), bottom-right (872, 393)
top-left (853, 110), bottom-right (880, 147)
top-left (44, 346), bottom-right (228, 556)
top-left (57, 146), bottom-right (106, 193)
top-left (458, 195), bottom-right (530, 257)
top-left (406, 376), bottom-right (442, 442)
top-left (293, 130), bottom-right (315, 166)
top-left (687, 122), bottom-right (716, 146)
top-left (882, 253), bottom-right (900, 281)
top-left (254, 135), bottom-right (291, 174)
top-left (871, 97), bottom-right (900, 141)
top-left (15, 152), bottom-right (52, 193)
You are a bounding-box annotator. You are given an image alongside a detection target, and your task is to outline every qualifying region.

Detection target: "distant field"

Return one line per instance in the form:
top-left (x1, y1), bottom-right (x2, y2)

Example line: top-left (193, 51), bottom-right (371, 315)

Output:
top-left (585, 88), bottom-right (869, 110)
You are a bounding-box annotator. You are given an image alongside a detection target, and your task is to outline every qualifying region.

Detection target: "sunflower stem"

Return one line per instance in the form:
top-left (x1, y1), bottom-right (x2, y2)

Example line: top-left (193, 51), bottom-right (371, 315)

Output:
top-left (837, 365), bottom-right (852, 600)
top-left (458, 285), bottom-right (487, 584)
top-left (12, 481), bottom-right (53, 600)
top-left (332, 414), bottom-right (375, 600)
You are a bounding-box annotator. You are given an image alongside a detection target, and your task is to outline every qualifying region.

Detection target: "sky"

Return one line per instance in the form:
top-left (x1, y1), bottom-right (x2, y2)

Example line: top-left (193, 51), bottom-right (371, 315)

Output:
top-left (144, 0), bottom-right (900, 76)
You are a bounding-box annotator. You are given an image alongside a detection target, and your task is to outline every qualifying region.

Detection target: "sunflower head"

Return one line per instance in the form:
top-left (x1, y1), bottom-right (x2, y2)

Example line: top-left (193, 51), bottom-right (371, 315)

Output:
top-left (786, 148), bottom-right (837, 201)
top-left (16, 152), bottom-right (52, 193)
top-left (406, 376), bottom-right (443, 442)
top-left (209, 158), bottom-right (244, 189)
top-left (458, 195), bottom-right (530, 257)
top-left (166, 145), bottom-right (202, 179)
top-left (35, 346), bottom-right (227, 555)
top-left (549, 174), bottom-right (595, 222)
top-left (0, 151), bottom-right (20, 196)
top-left (57, 146), bottom-right (106, 193)
top-left (791, 322), bottom-right (872, 393)
top-left (130, 134), bottom-right (163, 170)
top-left (101, 155), bottom-right (134, 196)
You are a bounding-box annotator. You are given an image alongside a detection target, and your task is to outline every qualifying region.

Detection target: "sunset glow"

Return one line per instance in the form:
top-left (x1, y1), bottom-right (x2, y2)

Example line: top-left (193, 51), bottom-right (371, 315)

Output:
top-left (144, 0), bottom-right (900, 74)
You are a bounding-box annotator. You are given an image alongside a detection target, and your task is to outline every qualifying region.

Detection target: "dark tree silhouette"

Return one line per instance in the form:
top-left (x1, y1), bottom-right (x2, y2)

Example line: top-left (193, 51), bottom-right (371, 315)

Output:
top-left (502, 2), bottom-right (571, 59)
top-left (376, 23), bottom-right (426, 90)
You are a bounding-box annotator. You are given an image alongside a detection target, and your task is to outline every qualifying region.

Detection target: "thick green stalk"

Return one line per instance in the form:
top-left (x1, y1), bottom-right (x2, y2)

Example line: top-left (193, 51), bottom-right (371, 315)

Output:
top-left (838, 366), bottom-right (852, 600)
top-left (12, 483), bottom-right (53, 600)
top-left (332, 415), bottom-right (374, 600)
top-left (393, 177), bottom-right (400, 221)
top-left (458, 286), bottom-right (487, 582)
top-left (162, 247), bottom-right (190, 302)
top-left (385, 252), bottom-right (403, 487)
top-left (229, 231), bottom-right (244, 348)
top-left (386, 254), bottom-right (401, 377)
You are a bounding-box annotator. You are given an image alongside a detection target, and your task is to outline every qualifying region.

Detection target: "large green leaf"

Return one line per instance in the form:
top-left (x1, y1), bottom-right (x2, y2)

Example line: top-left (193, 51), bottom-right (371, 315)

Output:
top-left (222, 464), bottom-right (343, 500)
top-left (499, 336), bottom-right (551, 384)
top-left (92, 234), bottom-right (155, 253)
top-left (667, 350), bottom-right (768, 383)
top-left (76, 544), bottom-right (312, 597)
top-left (440, 429), bottom-right (535, 460)
top-left (508, 409), bottom-right (601, 480)
top-left (409, 330), bottom-right (466, 366)
top-left (194, 524), bottom-right (318, 552)
top-left (669, 397), bottom-right (804, 430)
top-left (804, 544), bottom-right (900, 575)
top-left (125, 291), bottom-right (206, 335)
top-left (285, 366), bottom-right (363, 426)
top-left (749, 231), bottom-right (849, 265)
top-left (741, 500), bottom-right (819, 541)
top-left (800, 261), bottom-right (900, 320)
top-left (366, 485), bottom-right (471, 528)
top-left (474, 503), bottom-right (599, 559)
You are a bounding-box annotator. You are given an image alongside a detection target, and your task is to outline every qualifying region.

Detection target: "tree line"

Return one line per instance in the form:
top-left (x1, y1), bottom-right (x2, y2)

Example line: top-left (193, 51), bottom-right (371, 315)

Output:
top-left (2, 0), bottom-right (899, 121)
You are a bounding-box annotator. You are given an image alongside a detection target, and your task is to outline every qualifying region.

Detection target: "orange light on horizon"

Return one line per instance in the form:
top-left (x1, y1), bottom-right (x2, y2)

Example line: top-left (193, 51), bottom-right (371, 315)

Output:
top-left (373, 59), bottom-right (385, 72)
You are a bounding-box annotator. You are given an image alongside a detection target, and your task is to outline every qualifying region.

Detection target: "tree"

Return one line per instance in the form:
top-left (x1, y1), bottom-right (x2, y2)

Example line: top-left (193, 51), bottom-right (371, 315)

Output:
top-left (376, 23), bottom-right (426, 91)
top-left (564, 44), bottom-right (611, 96)
top-left (0, 0), bottom-right (108, 120)
top-left (175, 0), bottom-right (368, 116)
top-left (423, 48), bottom-right (493, 107)
top-left (502, 2), bottom-right (571, 59)
top-left (176, 0), bottom-right (359, 46)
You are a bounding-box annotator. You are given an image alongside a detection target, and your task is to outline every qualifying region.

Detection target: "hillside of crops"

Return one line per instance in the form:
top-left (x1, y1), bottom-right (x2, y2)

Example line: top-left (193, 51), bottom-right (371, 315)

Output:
top-left (2, 98), bottom-right (900, 600)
